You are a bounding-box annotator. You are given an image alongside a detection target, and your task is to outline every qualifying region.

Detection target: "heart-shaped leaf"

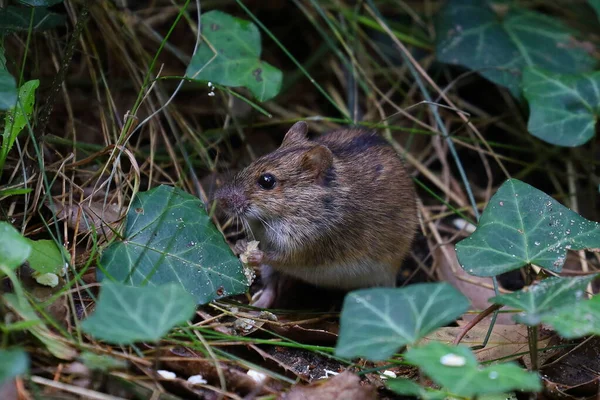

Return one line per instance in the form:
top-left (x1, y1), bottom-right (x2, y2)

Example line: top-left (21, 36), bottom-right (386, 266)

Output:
top-left (81, 281), bottom-right (196, 344)
top-left (456, 179), bottom-right (600, 277)
top-left (490, 275), bottom-right (597, 325)
top-left (405, 342), bottom-right (541, 397)
top-left (540, 294), bottom-right (600, 338)
top-left (590, 0), bottom-right (600, 21)
top-left (186, 10), bottom-right (283, 102)
top-left (99, 185), bottom-right (248, 305)
top-left (523, 67), bottom-right (600, 147)
top-left (16, 0), bottom-right (64, 6)
top-left (386, 378), bottom-right (447, 400)
top-left (335, 283), bottom-right (470, 361)
top-left (27, 239), bottom-right (66, 274)
top-left (3, 293), bottom-right (77, 360)
top-left (0, 348), bottom-right (29, 385)
top-left (79, 351), bottom-right (128, 372)
top-left (0, 70), bottom-right (17, 110)
top-left (0, 221), bottom-right (31, 271)
top-left (0, 6), bottom-right (65, 34)
top-left (0, 47), bottom-right (17, 110)
top-left (436, 1), bottom-right (596, 96)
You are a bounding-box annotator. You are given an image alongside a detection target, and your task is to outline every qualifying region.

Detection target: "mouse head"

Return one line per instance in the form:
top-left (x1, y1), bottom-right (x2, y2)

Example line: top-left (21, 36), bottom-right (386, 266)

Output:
top-left (215, 121), bottom-right (334, 221)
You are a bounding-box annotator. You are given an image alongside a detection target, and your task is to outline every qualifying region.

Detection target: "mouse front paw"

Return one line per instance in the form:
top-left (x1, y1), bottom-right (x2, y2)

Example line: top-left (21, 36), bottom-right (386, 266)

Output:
top-left (251, 287), bottom-right (277, 309)
top-left (241, 250), bottom-right (264, 266)
top-left (236, 240), bottom-right (264, 266)
top-left (233, 239), bottom-right (249, 255)
top-left (251, 265), bottom-right (295, 309)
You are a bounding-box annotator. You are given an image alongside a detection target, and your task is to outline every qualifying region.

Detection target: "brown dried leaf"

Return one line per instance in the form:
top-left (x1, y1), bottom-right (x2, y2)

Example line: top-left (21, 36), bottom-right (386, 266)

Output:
top-left (540, 336), bottom-right (600, 399)
top-left (48, 199), bottom-right (123, 236)
top-left (282, 371), bottom-right (376, 400)
top-left (266, 318), bottom-right (339, 343)
top-left (422, 322), bottom-right (552, 363)
top-left (3, 294), bottom-right (77, 360)
top-left (0, 379), bottom-right (17, 400)
top-left (254, 345), bottom-right (345, 383)
top-left (161, 347), bottom-right (274, 396)
top-left (435, 244), bottom-right (514, 324)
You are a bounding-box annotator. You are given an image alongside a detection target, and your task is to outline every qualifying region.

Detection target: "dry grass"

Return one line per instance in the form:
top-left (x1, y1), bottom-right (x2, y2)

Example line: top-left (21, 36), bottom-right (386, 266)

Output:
top-left (1, 0), bottom-right (599, 398)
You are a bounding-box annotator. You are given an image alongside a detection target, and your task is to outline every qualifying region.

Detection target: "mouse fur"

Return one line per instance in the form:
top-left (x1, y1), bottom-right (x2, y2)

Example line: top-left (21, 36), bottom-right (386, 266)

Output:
top-left (215, 121), bottom-right (418, 308)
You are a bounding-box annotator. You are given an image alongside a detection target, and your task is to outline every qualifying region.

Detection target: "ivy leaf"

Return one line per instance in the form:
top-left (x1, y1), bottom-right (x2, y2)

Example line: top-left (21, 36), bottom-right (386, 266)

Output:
top-left (540, 295), bottom-right (600, 338)
top-left (335, 283), bottom-right (470, 361)
top-left (456, 179), bottom-right (600, 277)
top-left (490, 275), bottom-right (597, 325)
top-left (405, 342), bottom-right (541, 397)
top-left (0, 5), bottom-right (65, 34)
top-left (0, 47), bottom-right (17, 110)
top-left (16, 0), bottom-right (64, 6)
top-left (0, 349), bottom-right (29, 386)
top-left (79, 351), bottom-right (128, 372)
top-left (589, 0), bottom-right (600, 21)
top-left (99, 185), bottom-right (248, 305)
top-left (386, 378), bottom-right (447, 400)
top-left (436, 0), bottom-right (596, 96)
top-left (0, 221), bottom-right (31, 271)
top-left (27, 239), bottom-right (66, 274)
top-left (81, 282), bottom-right (196, 344)
top-left (3, 294), bottom-right (77, 360)
top-left (522, 67), bottom-right (600, 147)
top-left (186, 10), bottom-right (283, 101)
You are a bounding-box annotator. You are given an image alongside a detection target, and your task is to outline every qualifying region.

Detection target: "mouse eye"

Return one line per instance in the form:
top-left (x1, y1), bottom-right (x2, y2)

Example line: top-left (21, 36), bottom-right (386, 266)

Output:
top-left (257, 173), bottom-right (277, 190)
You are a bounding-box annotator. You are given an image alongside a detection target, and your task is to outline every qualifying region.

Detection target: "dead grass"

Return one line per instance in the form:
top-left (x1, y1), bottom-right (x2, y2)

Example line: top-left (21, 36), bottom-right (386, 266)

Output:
top-left (1, 0), bottom-right (599, 398)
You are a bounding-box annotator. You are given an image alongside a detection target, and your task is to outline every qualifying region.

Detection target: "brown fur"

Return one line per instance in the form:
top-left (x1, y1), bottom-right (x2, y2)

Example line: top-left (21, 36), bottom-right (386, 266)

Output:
top-left (215, 121), bottom-right (418, 307)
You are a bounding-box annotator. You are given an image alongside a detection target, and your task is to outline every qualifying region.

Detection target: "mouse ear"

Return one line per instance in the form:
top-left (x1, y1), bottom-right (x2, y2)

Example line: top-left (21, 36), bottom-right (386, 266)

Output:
top-left (281, 121), bottom-right (308, 147)
top-left (301, 145), bottom-right (333, 179)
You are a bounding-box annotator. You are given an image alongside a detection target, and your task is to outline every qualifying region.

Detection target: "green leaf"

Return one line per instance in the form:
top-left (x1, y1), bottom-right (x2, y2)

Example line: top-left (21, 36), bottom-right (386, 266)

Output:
top-left (0, 47), bottom-right (17, 110)
top-left (16, 0), bottom-right (64, 6)
top-left (0, 188), bottom-right (33, 197)
top-left (0, 348), bottom-right (29, 385)
top-left (540, 294), bottom-right (600, 338)
top-left (27, 239), bottom-right (66, 274)
top-left (33, 272), bottom-right (59, 287)
top-left (99, 185), bottom-right (247, 305)
top-left (490, 275), bottom-right (596, 325)
top-left (4, 79), bottom-right (39, 141)
top-left (2, 79), bottom-right (39, 171)
top-left (0, 5), bottom-right (65, 34)
top-left (186, 10), bottom-right (283, 102)
top-left (335, 283), bottom-right (470, 361)
top-left (3, 293), bottom-right (77, 360)
top-left (589, 0), bottom-right (600, 22)
top-left (386, 378), bottom-right (446, 400)
top-left (456, 179), bottom-right (600, 277)
top-left (436, 1), bottom-right (596, 96)
top-left (405, 342), bottom-right (541, 397)
top-left (81, 281), bottom-right (196, 344)
top-left (522, 67), bottom-right (600, 147)
top-left (0, 221), bottom-right (31, 271)
top-left (79, 351), bottom-right (128, 372)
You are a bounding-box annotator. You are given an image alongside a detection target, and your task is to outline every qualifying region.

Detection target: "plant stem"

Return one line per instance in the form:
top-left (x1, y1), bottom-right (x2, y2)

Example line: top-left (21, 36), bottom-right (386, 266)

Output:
top-left (37, 1), bottom-right (90, 138)
top-left (527, 325), bottom-right (539, 371)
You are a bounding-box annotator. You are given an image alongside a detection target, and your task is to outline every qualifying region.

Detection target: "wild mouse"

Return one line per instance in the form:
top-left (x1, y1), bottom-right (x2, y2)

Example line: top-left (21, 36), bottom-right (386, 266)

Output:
top-left (215, 121), bottom-right (418, 308)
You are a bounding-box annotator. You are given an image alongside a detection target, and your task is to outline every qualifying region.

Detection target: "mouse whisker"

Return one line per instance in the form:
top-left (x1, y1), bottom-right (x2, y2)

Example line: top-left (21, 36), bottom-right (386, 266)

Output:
top-left (257, 215), bottom-right (276, 234)
top-left (242, 217), bottom-right (256, 242)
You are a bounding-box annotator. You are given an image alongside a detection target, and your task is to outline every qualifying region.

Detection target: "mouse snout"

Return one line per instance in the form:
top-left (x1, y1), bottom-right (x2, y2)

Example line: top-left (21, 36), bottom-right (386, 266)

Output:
top-left (214, 186), bottom-right (248, 215)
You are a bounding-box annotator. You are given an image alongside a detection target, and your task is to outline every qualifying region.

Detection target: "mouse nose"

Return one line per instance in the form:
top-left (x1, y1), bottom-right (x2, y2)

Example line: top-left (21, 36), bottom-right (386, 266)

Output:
top-left (215, 187), bottom-right (247, 215)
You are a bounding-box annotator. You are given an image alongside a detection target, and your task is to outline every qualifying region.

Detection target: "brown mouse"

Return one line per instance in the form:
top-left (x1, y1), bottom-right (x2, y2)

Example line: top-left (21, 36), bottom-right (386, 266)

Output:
top-left (215, 121), bottom-right (418, 308)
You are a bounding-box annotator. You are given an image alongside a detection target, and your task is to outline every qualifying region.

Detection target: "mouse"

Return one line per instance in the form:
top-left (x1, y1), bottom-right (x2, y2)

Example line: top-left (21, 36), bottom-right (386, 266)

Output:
top-left (215, 121), bottom-right (418, 308)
